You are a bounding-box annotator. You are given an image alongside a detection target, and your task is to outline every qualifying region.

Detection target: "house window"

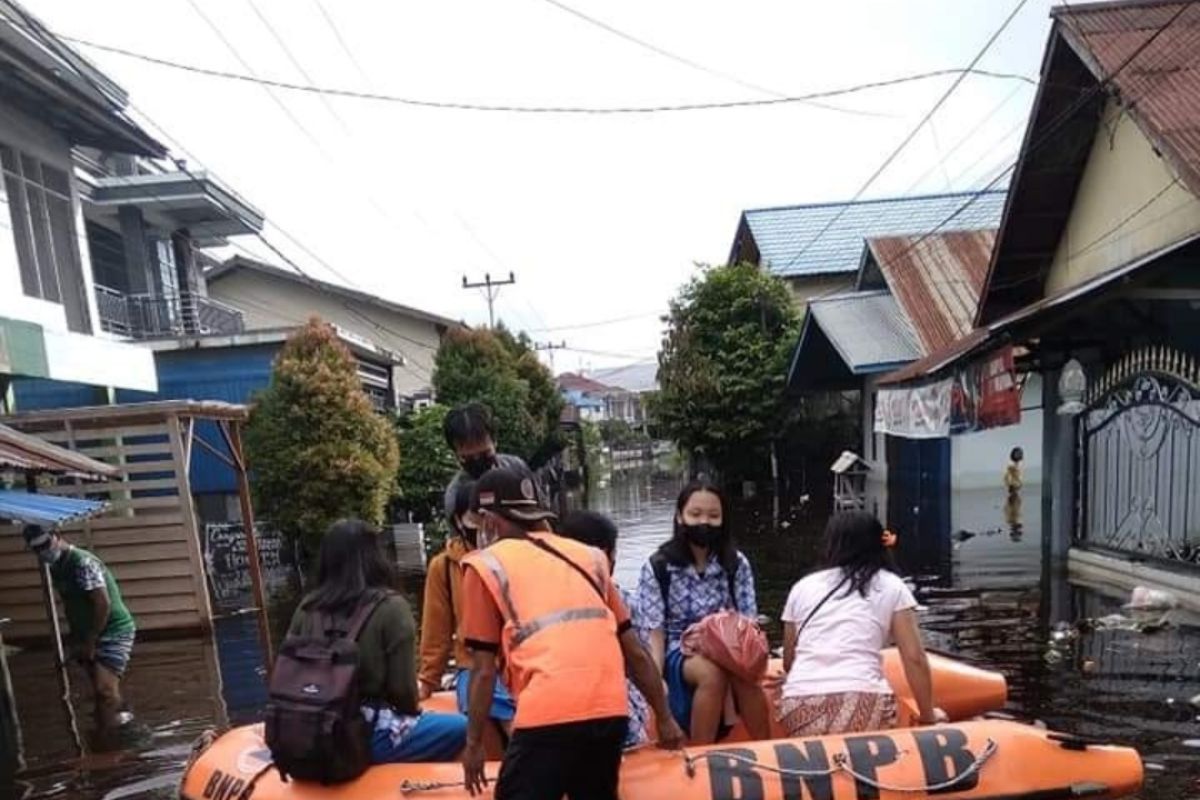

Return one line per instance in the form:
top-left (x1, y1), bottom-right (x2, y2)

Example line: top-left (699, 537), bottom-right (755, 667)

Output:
top-left (1, 143), bottom-right (90, 332)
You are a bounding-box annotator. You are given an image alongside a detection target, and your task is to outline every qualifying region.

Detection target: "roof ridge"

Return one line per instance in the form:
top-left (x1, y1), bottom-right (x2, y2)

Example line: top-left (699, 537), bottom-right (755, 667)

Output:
top-left (1051, 0), bottom-right (1187, 19)
top-left (743, 189), bottom-right (1007, 216)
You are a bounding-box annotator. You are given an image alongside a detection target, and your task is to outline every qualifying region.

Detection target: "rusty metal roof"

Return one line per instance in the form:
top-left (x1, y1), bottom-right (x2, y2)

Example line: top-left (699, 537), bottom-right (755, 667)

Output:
top-left (866, 229), bottom-right (996, 353)
top-left (0, 423), bottom-right (118, 479)
top-left (1054, 1), bottom-right (1200, 195)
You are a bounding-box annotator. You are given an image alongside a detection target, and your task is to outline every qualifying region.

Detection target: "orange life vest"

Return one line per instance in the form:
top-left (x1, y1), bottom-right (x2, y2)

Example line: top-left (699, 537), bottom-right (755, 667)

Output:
top-left (463, 532), bottom-right (628, 729)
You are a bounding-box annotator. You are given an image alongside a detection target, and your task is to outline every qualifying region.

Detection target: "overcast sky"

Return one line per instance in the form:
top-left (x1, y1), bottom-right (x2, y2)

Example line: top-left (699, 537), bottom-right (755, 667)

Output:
top-left (29, 0), bottom-right (1056, 372)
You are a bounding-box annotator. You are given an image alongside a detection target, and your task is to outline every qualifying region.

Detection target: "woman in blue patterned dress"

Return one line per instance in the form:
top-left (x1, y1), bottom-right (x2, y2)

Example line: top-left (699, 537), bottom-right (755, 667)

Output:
top-left (635, 481), bottom-right (770, 744)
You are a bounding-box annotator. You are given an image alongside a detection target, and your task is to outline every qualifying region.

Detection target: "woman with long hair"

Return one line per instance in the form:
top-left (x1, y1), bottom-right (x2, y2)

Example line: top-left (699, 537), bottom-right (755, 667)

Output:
top-left (778, 511), bottom-right (941, 736)
top-left (286, 519), bottom-right (467, 763)
top-left (634, 481), bottom-right (770, 744)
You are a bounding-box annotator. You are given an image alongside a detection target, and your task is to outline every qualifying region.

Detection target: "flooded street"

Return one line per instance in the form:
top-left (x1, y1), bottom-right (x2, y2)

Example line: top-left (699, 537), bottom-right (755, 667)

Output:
top-left (4, 469), bottom-right (1200, 799)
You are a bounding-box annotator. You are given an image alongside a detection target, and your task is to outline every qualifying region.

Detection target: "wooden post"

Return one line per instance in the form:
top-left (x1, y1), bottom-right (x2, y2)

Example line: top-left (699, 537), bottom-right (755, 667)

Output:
top-left (167, 415), bottom-right (214, 634)
top-left (223, 420), bottom-right (274, 672)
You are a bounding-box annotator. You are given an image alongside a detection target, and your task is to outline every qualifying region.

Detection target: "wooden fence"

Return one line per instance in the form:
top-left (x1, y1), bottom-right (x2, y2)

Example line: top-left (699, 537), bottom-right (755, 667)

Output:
top-left (0, 402), bottom-right (253, 642)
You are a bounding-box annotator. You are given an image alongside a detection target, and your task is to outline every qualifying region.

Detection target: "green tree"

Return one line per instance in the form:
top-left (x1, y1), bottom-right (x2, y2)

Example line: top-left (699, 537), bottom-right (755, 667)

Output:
top-left (652, 262), bottom-right (801, 480)
top-left (432, 326), bottom-right (563, 464)
top-left (395, 403), bottom-right (459, 521)
top-left (244, 318), bottom-right (399, 556)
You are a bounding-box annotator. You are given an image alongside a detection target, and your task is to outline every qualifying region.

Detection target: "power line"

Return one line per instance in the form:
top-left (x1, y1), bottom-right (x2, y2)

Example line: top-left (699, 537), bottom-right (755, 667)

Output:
top-left (779, 0), bottom-right (1031, 273)
top-left (871, 1), bottom-right (1195, 302)
top-left (310, 0), bottom-right (373, 87)
top-left (537, 0), bottom-right (889, 119)
top-left (526, 310), bottom-right (664, 332)
top-left (246, 0), bottom-right (352, 135)
top-left (59, 35), bottom-right (1034, 115)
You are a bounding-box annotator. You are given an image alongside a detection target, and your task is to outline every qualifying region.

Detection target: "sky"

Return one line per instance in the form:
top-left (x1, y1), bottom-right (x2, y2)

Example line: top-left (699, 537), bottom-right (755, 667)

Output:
top-left (27, 0), bottom-right (1057, 373)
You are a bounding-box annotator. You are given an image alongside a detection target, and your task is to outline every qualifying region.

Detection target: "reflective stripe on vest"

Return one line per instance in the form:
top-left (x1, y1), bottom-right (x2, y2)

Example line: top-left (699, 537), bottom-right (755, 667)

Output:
top-left (473, 548), bottom-right (609, 647)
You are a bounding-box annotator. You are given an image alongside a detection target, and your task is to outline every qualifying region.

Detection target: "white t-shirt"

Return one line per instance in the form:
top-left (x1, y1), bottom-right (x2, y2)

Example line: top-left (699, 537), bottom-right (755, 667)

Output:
top-left (781, 567), bottom-right (917, 697)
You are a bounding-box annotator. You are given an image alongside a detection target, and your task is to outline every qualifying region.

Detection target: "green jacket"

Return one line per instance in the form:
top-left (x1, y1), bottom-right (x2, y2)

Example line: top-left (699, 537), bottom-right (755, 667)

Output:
top-left (49, 546), bottom-right (135, 643)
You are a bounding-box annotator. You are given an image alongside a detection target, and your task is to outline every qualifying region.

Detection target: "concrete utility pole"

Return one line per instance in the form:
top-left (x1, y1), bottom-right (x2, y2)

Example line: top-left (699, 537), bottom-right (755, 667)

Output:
top-left (534, 340), bottom-right (567, 372)
top-left (462, 271), bottom-right (515, 328)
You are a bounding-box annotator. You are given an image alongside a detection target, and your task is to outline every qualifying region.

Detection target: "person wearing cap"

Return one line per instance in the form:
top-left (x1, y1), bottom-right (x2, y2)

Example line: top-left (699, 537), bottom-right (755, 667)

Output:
top-left (23, 525), bottom-right (135, 726)
top-left (459, 468), bottom-right (684, 799)
top-left (418, 479), bottom-right (516, 736)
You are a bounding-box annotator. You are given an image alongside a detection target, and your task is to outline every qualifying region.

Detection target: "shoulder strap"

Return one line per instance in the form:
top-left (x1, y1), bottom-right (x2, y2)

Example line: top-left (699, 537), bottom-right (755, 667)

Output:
top-left (523, 537), bottom-right (606, 601)
top-left (444, 552), bottom-right (455, 624)
top-left (323, 592), bottom-right (386, 642)
top-left (725, 557), bottom-right (740, 612)
top-left (650, 552), bottom-right (670, 611)
top-left (795, 574), bottom-right (849, 638)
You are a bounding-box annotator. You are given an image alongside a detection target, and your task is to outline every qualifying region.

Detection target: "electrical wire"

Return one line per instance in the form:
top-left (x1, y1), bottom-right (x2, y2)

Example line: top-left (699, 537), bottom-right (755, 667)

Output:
top-left (778, 0), bottom-right (1031, 273)
top-left (526, 310), bottom-right (665, 333)
top-left (58, 35), bottom-right (1034, 115)
top-left (310, 0), bottom-right (373, 88)
top-left (536, 0), bottom-right (889, 119)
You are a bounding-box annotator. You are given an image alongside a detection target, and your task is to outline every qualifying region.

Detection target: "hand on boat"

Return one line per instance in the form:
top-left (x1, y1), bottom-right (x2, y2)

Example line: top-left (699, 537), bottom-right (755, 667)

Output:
top-left (462, 740), bottom-right (488, 796)
top-left (418, 683), bottom-right (434, 701)
top-left (655, 715), bottom-right (686, 751)
top-left (917, 708), bottom-right (949, 725)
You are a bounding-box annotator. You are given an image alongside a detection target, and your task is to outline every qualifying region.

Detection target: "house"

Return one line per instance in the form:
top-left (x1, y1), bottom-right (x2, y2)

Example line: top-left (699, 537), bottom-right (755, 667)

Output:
top-left (558, 372), bottom-right (612, 422)
top-left (558, 365), bottom-right (656, 426)
top-left (204, 255), bottom-right (459, 401)
top-left (728, 191), bottom-right (1008, 304)
top-left (787, 225), bottom-right (1044, 548)
top-left (876, 0), bottom-right (1200, 606)
top-left (0, 0), bottom-right (171, 403)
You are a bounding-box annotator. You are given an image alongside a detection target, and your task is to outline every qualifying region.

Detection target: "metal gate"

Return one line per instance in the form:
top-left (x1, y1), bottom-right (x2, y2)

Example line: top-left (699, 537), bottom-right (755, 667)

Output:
top-left (1076, 347), bottom-right (1200, 566)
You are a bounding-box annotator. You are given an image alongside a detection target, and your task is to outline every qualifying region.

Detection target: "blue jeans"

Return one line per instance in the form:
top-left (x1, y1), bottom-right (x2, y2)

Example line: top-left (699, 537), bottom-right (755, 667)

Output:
top-left (454, 668), bottom-right (517, 722)
top-left (370, 711), bottom-right (467, 763)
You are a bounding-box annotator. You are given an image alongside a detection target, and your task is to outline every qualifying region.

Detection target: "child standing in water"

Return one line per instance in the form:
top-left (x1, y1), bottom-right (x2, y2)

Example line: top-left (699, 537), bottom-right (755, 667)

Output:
top-left (1004, 447), bottom-right (1024, 540)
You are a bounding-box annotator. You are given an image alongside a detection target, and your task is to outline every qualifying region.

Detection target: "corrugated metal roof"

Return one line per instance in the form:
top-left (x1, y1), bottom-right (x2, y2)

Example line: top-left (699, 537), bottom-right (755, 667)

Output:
top-left (808, 291), bottom-right (923, 373)
top-left (867, 229), bottom-right (996, 353)
top-left (742, 191), bottom-right (1007, 278)
top-left (1055, 1), bottom-right (1200, 195)
top-left (0, 489), bottom-right (107, 526)
top-left (0, 423), bottom-right (118, 479)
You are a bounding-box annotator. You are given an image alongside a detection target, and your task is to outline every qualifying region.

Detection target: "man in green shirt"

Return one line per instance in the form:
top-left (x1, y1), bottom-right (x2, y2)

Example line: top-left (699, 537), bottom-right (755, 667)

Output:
top-left (24, 525), bottom-right (136, 726)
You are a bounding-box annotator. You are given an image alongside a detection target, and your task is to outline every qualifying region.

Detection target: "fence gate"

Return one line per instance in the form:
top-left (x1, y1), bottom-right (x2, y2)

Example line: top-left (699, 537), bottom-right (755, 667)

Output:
top-left (1076, 346), bottom-right (1200, 567)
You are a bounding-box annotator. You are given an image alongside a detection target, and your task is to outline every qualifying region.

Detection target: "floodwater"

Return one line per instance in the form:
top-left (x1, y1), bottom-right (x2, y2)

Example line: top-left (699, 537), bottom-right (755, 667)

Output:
top-left (3, 468), bottom-right (1199, 799)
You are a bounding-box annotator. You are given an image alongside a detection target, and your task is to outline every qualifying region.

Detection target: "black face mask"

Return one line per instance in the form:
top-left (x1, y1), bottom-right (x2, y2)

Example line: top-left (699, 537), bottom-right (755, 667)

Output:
top-left (681, 523), bottom-right (723, 549)
top-left (461, 453), bottom-right (497, 479)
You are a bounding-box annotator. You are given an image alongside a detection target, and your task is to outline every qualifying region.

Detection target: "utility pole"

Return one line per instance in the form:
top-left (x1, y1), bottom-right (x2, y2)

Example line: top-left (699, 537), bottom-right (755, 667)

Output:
top-left (462, 271), bottom-right (515, 328)
top-left (534, 340), bottom-right (567, 372)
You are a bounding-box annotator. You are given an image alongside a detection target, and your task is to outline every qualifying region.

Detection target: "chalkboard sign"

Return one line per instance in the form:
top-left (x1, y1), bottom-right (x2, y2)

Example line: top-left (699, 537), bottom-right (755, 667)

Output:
top-left (203, 522), bottom-right (293, 613)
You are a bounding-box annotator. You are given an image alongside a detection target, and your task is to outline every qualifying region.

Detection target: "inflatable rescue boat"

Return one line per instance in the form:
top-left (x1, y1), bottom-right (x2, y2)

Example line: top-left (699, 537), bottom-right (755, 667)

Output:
top-left (180, 650), bottom-right (1143, 800)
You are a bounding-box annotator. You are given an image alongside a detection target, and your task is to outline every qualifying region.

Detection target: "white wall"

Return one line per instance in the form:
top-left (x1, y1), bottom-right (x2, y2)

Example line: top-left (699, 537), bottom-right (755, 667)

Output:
top-left (207, 269), bottom-right (444, 397)
top-left (949, 373), bottom-right (1044, 490)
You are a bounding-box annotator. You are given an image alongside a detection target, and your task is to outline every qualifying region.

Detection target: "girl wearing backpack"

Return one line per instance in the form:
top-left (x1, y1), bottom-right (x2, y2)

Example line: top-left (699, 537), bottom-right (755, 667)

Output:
top-left (778, 511), bottom-right (943, 736)
top-left (634, 481), bottom-right (771, 744)
top-left (277, 520), bottom-right (467, 777)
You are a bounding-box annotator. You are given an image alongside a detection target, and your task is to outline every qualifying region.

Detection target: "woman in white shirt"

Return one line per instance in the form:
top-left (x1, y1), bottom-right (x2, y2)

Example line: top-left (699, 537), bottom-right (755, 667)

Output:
top-left (778, 511), bottom-right (940, 736)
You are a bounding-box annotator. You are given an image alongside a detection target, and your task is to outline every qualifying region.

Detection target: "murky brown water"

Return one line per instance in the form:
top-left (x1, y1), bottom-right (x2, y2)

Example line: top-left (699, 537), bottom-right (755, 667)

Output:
top-left (3, 467), bottom-right (1199, 799)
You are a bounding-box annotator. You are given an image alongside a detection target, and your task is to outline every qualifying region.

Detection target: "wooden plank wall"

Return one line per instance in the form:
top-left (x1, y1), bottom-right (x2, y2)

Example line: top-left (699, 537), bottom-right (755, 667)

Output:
top-left (0, 416), bottom-right (213, 642)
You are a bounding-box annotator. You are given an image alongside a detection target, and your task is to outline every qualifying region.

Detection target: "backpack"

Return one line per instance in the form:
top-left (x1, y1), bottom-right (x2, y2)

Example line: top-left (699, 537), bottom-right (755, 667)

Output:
top-left (649, 551), bottom-right (740, 614)
top-left (264, 592), bottom-right (386, 783)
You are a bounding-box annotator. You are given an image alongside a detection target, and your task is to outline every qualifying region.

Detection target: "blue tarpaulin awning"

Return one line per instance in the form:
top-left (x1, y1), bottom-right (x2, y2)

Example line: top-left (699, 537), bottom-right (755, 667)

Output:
top-left (0, 489), bottom-right (108, 527)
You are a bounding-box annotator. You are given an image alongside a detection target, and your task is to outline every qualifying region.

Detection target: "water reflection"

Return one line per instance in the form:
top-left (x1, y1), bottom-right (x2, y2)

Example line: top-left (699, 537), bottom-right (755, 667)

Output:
top-left (2, 468), bottom-right (1198, 799)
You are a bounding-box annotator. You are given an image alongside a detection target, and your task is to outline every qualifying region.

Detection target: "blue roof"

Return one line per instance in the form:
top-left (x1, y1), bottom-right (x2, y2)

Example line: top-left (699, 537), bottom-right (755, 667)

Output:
top-left (0, 490), bottom-right (107, 527)
top-left (741, 190), bottom-right (1008, 278)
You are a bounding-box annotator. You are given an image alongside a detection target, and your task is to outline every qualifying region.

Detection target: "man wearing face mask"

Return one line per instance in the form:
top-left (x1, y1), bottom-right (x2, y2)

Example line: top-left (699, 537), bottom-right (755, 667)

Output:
top-left (23, 525), bottom-right (136, 726)
top-left (459, 468), bottom-right (683, 799)
top-left (442, 403), bottom-right (545, 526)
top-left (418, 480), bottom-right (517, 736)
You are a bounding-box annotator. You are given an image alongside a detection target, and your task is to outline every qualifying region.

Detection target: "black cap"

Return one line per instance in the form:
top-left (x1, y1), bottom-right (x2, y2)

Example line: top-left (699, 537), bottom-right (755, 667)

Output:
top-left (23, 524), bottom-right (52, 548)
top-left (472, 467), bottom-right (555, 524)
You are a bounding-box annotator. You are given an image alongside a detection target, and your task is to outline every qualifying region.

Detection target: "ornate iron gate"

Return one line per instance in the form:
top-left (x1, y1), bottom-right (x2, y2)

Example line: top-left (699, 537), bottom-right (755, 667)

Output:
top-left (1076, 346), bottom-right (1200, 566)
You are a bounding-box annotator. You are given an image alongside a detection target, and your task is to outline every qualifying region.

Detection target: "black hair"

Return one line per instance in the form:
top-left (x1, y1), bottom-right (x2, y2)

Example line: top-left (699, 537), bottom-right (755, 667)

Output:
top-left (442, 403), bottom-right (495, 449)
top-left (450, 479), bottom-right (476, 522)
top-left (1010, 447), bottom-right (1024, 462)
top-left (822, 511), bottom-right (894, 598)
top-left (558, 510), bottom-right (618, 557)
top-left (302, 519), bottom-right (397, 613)
top-left (655, 480), bottom-right (737, 576)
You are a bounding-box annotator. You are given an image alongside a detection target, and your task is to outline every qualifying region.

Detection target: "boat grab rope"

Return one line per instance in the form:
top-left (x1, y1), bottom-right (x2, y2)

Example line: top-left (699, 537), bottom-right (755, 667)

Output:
top-left (680, 738), bottom-right (999, 794)
top-left (398, 738), bottom-right (999, 795)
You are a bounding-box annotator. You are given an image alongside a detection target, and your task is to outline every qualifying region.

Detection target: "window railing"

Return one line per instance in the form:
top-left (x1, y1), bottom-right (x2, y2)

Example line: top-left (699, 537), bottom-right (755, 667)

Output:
top-left (95, 286), bottom-right (245, 339)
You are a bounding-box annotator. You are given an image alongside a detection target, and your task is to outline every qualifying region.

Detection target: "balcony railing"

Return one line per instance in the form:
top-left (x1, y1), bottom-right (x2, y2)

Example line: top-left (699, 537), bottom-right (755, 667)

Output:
top-left (96, 286), bottom-right (245, 339)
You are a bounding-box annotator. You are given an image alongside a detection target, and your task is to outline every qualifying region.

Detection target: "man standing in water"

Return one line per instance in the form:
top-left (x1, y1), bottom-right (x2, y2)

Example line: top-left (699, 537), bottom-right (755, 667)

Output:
top-left (459, 468), bottom-right (683, 799)
top-left (442, 403), bottom-right (544, 520)
top-left (23, 525), bottom-right (135, 726)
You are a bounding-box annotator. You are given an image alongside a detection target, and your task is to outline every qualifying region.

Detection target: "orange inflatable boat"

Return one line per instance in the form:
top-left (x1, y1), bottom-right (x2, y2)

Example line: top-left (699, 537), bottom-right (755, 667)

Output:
top-left (179, 651), bottom-right (1144, 800)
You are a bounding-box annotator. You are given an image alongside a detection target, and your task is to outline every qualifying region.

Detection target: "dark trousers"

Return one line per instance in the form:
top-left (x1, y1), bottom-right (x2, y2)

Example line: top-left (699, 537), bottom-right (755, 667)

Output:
top-left (495, 716), bottom-right (627, 800)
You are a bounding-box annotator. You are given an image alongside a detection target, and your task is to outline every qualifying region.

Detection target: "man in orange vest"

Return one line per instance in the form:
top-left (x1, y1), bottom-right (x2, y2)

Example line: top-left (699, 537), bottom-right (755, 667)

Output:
top-left (460, 468), bottom-right (684, 799)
